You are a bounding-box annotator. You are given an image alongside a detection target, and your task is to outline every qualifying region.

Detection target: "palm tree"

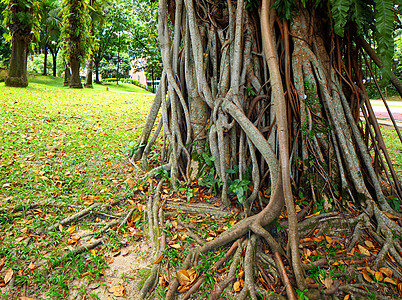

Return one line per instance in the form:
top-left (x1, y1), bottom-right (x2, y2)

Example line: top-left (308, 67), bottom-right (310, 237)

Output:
top-left (3, 0), bottom-right (40, 87)
top-left (39, 0), bottom-right (62, 77)
top-left (60, 0), bottom-right (90, 88)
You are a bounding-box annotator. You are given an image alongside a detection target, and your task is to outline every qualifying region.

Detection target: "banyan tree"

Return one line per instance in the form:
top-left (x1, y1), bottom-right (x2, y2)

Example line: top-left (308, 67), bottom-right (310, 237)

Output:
top-left (135, 0), bottom-right (402, 298)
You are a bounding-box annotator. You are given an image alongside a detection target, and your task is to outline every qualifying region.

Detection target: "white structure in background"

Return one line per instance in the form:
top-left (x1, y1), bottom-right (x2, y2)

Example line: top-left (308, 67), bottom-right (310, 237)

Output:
top-left (130, 58), bottom-right (147, 86)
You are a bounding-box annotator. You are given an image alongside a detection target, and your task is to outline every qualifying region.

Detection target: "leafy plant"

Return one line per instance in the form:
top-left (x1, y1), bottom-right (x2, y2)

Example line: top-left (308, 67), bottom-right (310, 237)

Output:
top-left (229, 178), bottom-right (251, 205)
top-left (296, 289), bottom-right (311, 300)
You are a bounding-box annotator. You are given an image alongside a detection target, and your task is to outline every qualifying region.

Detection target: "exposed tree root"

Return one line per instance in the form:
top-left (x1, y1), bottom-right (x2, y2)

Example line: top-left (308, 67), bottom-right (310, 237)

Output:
top-left (133, 0), bottom-right (402, 297)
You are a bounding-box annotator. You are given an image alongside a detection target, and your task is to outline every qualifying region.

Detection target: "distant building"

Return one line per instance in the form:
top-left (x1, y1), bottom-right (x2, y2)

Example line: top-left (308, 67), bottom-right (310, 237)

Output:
top-left (130, 58), bottom-right (147, 86)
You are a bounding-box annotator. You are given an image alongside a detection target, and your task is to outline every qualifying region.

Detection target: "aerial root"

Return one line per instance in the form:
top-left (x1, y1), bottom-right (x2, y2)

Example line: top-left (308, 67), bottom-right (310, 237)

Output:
top-left (237, 235), bottom-right (259, 300)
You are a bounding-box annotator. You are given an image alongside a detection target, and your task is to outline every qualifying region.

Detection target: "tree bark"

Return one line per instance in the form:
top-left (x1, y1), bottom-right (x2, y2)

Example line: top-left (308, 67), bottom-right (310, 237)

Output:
top-left (86, 53), bottom-right (94, 88)
top-left (94, 61), bottom-right (100, 84)
top-left (69, 57), bottom-right (82, 88)
top-left (64, 65), bottom-right (70, 86)
top-left (42, 44), bottom-right (48, 76)
top-left (52, 53), bottom-right (57, 77)
top-left (5, 33), bottom-right (28, 87)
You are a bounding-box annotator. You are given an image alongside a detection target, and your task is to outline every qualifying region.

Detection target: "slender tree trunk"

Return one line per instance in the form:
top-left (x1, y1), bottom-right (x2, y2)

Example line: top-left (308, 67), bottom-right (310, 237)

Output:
top-left (94, 61), bottom-right (100, 84)
top-left (64, 65), bottom-right (70, 86)
top-left (70, 57), bottom-right (82, 88)
top-left (43, 44), bottom-right (48, 76)
top-left (52, 53), bottom-right (57, 77)
top-left (5, 33), bottom-right (28, 87)
top-left (86, 53), bottom-right (94, 88)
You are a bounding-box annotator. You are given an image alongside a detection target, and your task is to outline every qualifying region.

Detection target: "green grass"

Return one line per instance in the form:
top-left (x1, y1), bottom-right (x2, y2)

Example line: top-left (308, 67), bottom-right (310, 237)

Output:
top-left (380, 125), bottom-right (402, 179)
top-left (27, 74), bottom-right (152, 94)
top-left (0, 75), bottom-right (154, 299)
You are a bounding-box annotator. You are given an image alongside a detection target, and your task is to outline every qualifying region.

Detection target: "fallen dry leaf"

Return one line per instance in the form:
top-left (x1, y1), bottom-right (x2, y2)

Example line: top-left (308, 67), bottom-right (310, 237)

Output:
top-left (324, 276), bottom-right (333, 289)
top-left (108, 285), bottom-right (126, 297)
top-left (20, 297), bottom-right (37, 300)
top-left (67, 226), bottom-right (76, 234)
top-left (364, 240), bottom-right (375, 248)
top-left (153, 254), bottom-right (163, 264)
top-left (4, 269), bottom-right (13, 284)
top-left (176, 270), bottom-right (190, 286)
top-left (358, 245), bottom-right (370, 256)
top-left (126, 178), bottom-right (136, 188)
top-left (362, 269), bottom-right (373, 283)
top-left (138, 203), bottom-right (145, 212)
top-left (375, 271), bottom-right (383, 282)
top-left (28, 262), bottom-right (36, 270)
top-left (383, 277), bottom-right (397, 285)
top-left (379, 267), bottom-right (393, 277)
top-left (233, 279), bottom-right (244, 292)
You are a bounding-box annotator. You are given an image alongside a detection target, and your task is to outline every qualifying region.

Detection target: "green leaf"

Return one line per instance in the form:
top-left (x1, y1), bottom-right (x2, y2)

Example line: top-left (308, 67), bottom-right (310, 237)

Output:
top-left (330, 0), bottom-right (350, 37)
top-left (374, 0), bottom-right (394, 84)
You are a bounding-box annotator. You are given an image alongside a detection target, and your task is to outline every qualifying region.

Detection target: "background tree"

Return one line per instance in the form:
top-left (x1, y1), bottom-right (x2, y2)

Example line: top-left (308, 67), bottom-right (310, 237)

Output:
top-left (2, 0), bottom-right (40, 87)
top-left (136, 0), bottom-right (402, 298)
top-left (60, 0), bottom-right (90, 88)
top-left (92, 0), bottom-right (129, 83)
top-left (0, 1), bottom-right (11, 67)
top-left (39, 0), bottom-right (62, 76)
top-left (127, 0), bottom-right (161, 88)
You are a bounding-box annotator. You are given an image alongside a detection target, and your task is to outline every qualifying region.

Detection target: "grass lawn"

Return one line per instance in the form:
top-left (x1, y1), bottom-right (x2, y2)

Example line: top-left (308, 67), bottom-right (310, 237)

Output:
top-left (0, 76), bottom-right (154, 299)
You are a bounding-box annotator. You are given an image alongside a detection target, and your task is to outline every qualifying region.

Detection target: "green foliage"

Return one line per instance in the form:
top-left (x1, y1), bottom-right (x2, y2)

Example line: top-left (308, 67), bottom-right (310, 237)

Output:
top-left (60, 0), bottom-right (91, 64)
top-left (1, 0), bottom-right (41, 46)
top-left (329, 0), bottom-right (350, 37)
top-left (374, 0), bottom-right (394, 84)
top-left (0, 2), bottom-right (11, 63)
top-left (296, 289), bottom-right (311, 300)
top-left (191, 150), bottom-right (223, 195)
top-left (229, 179), bottom-right (251, 205)
top-left (273, 0), bottom-right (296, 21)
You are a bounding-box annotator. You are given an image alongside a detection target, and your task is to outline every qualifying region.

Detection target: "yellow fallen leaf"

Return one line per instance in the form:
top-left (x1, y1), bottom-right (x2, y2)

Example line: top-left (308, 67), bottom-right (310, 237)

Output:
top-left (28, 262), bottom-right (36, 270)
top-left (233, 279), bottom-right (244, 292)
top-left (305, 211), bottom-right (320, 218)
top-left (325, 236), bottom-right (333, 244)
top-left (343, 295), bottom-right (350, 300)
top-left (58, 223), bottom-right (63, 232)
top-left (90, 249), bottom-right (97, 257)
top-left (138, 203), bottom-right (145, 212)
top-left (177, 285), bottom-right (190, 293)
top-left (375, 271), bottom-right (383, 282)
top-left (153, 254), bottom-right (163, 264)
top-left (67, 226), bottom-right (76, 234)
top-left (176, 270), bottom-right (190, 286)
top-left (108, 285), bottom-right (126, 297)
top-left (169, 243), bottom-right (181, 249)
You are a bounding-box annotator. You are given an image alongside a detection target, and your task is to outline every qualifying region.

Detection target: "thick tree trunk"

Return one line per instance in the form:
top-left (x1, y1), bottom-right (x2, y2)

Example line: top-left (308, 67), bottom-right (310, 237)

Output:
top-left (85, 53), bottom-right (93, 88)
top-left (42, 44), bottom-right (48, 76)
top-left (5, 34), bottom-right (28, 87)
top-left (69, 57), bottom-right (82, 89)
